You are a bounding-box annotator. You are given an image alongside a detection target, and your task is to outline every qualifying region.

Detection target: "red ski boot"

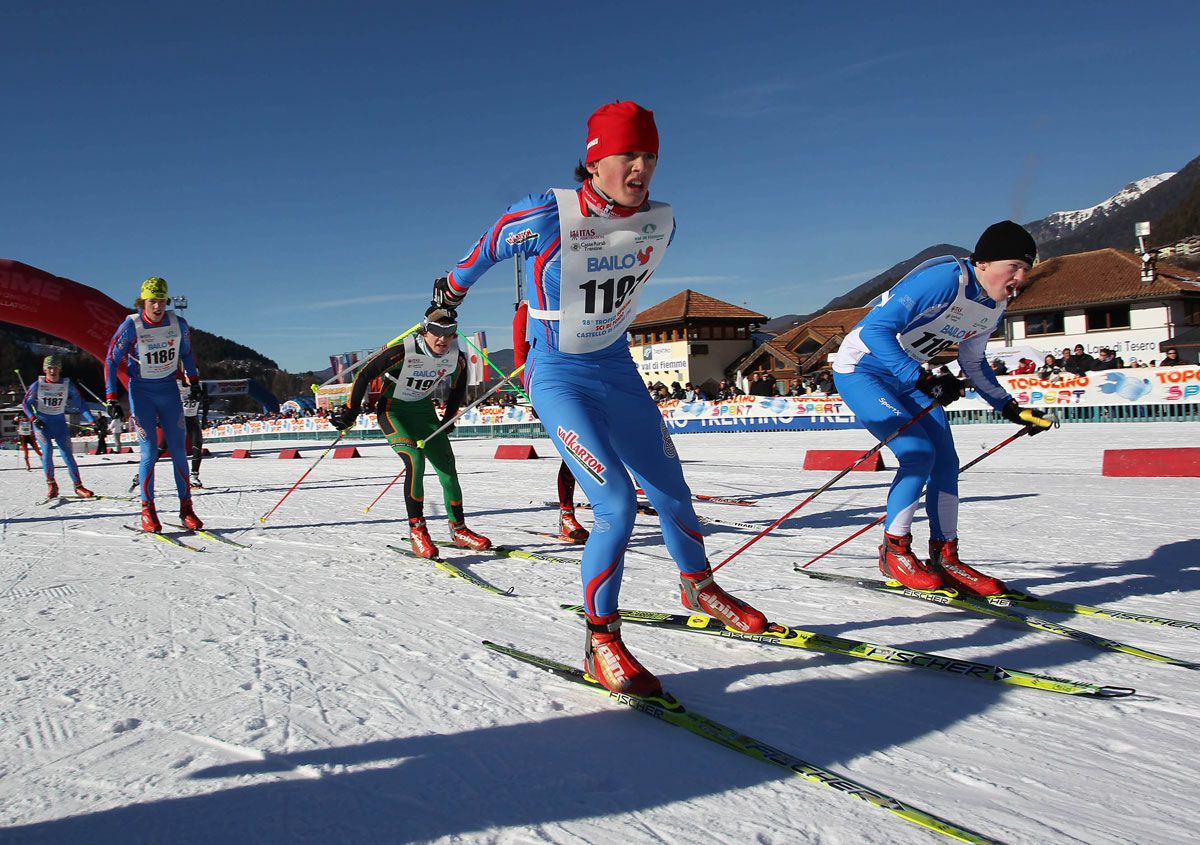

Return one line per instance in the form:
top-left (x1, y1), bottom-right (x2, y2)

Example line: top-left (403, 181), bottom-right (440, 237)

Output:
top-left (180, 499), bottom-right (204, 531)
top-left (557, 507), bottom-right (589, 544)
top-left (584, 612), bottom-right (662, 697)
top-left (141, 501), bottom-right (162, 533)
top-left (879, 532), bottom-right (947, 591)
top-left (409, 518), bottom-right (438, 559)
top-left (74, 483), bottom-right (95, 498)
top-left (680, 565), bottom-right (768, 633)
top-left (46, 480), bottom-right (59, 499)
top-left (929, 539), bottom-right (1007, 597)
top-left (449, 520), bottom-right (492, 551)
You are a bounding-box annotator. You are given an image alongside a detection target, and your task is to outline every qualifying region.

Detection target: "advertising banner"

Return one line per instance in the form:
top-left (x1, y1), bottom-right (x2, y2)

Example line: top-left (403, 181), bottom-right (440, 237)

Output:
top-left (639, 342), bottom-right (688, 374)
top-left (949, 365), bottom-right (1200, 409)
top-left (659, 395), bottom-right (859, 433)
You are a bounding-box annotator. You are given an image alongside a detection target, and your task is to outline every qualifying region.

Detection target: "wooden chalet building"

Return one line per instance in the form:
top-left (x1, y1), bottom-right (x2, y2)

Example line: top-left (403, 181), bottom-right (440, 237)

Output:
top-left (731, 306), bottom-right (870, 393)
top-left (992, 248), bottom-right (1200, 364)
top-left (628, 290), bottom-right (766, 392)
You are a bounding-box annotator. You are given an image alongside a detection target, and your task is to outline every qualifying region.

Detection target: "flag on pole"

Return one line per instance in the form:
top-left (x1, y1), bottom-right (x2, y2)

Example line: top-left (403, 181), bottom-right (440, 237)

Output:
top-left (466, 332), bottom-right (487, 386)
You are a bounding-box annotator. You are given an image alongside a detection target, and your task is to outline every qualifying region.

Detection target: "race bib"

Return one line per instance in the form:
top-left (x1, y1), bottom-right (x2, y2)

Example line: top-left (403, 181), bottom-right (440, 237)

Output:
top-left (551, 188), bottom-right (671, 354)
top-left (135, 313), bottom-right (182, 379)
top-left (36, 378), bottom-right (69, 416)
top-left (389, 335), bottom-right (459, 403)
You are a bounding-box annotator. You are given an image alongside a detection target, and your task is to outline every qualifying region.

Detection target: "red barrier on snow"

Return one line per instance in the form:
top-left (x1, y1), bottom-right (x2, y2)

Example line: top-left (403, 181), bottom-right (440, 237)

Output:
top-left (278, 448), bottom-right (302, 459)
top-left (1102, 448), bottom-right (1200, 478)
top-left (803, 449), bottom-right (886, 472)
top-left (120, 447), bottom-right (134, 453)
top-left (333, 446), bottom-right (361, 459)
top-left (231, 449), bottom-right (253, 459)
top-left (495, 444), bottom-right (538, 460)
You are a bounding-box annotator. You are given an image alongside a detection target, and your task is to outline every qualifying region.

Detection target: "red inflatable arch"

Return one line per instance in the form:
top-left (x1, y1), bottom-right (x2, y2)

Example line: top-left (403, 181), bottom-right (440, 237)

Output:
top-left (1, 258), bottom-right (132, 385)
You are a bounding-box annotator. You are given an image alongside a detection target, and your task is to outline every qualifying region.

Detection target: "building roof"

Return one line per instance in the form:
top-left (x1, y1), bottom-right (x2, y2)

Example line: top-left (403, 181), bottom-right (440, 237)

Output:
top-left (631, 289), bottom-right (768, 328)
top-left (770, 306), bottom-right (872, 347)
top-left (1008, 248), bottom-right (1200, 313)
top-left (727, 305), bottom-right (874, 376)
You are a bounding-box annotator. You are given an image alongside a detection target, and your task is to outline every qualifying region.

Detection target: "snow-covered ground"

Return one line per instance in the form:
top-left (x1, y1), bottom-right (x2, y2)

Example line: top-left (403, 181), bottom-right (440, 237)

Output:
top-left (2, 423), bottom-right (1198, 844)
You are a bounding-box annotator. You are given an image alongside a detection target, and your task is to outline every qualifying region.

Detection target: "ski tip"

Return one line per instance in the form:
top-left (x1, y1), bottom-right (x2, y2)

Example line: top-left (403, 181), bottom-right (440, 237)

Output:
top-left (1097, 686), bottom-right (1137, 698)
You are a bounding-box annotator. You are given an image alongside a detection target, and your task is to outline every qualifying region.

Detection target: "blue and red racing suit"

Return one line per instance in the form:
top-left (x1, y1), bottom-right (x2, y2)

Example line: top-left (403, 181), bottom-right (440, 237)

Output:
top-left (832, 256), bottom-right (1013, 540)
top-left (448, 186), bottom-right (707, 617)
top-left (23, 377), bottom-right (94, 485)
top-left (105, 310), bottom-right (199, 504)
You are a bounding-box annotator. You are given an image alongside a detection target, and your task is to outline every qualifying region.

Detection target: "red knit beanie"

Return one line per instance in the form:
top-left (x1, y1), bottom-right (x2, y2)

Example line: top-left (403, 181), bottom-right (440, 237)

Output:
top-left (585, 101), bottom-right (659, 163)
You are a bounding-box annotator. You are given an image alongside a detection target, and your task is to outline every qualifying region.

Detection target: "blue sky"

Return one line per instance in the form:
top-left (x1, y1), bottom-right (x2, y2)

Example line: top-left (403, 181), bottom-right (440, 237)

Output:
top-left (4, 1), bottom-right (1198, 371)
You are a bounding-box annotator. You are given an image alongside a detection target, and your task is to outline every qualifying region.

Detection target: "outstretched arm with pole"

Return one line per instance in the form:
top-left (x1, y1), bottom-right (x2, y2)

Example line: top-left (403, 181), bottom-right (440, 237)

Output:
top-left (310, 322), bottom-right (424, 395)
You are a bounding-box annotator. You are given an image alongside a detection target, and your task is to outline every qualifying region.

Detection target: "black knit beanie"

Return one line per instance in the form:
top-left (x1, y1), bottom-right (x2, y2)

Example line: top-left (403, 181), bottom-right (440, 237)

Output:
top-left (971, 221), bottom-right (1037, 265)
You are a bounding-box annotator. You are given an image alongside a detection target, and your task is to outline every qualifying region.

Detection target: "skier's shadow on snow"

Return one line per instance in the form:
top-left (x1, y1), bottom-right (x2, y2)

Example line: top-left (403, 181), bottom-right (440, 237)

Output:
top-left (3, 509), bottom-right (132, 526)
top-left (1011, 538), bottom-right (1200, 607)
top-left (2, 625), bottom-right (1144, 845)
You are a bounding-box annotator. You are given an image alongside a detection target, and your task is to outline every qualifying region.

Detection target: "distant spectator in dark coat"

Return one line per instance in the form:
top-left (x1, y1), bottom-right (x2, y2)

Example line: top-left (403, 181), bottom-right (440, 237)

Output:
top-left (1160, 347), bottom-right (1186, 367)
top-left (715, 379), bottom-right (735, 401)
top-left (1063, 345), bottom-right (1096, 375)
top-left (1092, 348), bottom-right (1122, 371)
top-left (990, 358), bottom-right (1009, 375)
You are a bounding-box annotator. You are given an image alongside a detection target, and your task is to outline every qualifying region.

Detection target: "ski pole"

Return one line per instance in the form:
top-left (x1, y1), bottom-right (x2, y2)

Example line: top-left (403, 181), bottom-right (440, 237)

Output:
top-left (13, 368), bottom-right (29, 392)
top-left (456, 331), bottom-right (532, 403)
top-left (417, 364), bottom-right (526, 449)
top-left (77, 380), bottom-right (105, 405)
top-left (711, 402), bottom-right (936, 574)
top-left (364, 467), bottom-right (406, 514)
top-left (257, 432), bottom-right (344, 523)
top-left (798, 425), bottom-right (1036, 570)
top-left (310, 322), bottom-right (423, 394)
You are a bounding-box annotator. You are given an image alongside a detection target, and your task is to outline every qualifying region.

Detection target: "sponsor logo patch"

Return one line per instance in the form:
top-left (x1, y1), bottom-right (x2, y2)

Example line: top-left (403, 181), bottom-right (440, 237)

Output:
top-left (557, 425), bottom-right (607, 485)
top-left (505, 228), bottom-right (538, 246)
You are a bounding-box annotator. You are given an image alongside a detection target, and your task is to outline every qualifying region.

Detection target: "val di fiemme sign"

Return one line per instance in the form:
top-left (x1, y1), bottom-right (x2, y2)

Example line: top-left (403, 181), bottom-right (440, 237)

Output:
top-left (638, 342), bottom-right (688, 373)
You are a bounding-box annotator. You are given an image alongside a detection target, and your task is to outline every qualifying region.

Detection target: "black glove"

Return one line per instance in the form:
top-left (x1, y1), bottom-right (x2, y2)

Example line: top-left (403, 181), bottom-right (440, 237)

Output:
top-left (432, 275), bottom-right (465, 309)
top-left (915, 371), bottom-right (965, 407)
top-left (106, 400), bottom-right (125, 421)
top-left (33, 416), bottom-right (45, 430)
top-left (1001, 400), bottom-right (1056, 435)
top-left (328, 405), bottom-right (358, 431)
top-left (189, 381), bottom-right (203, 401)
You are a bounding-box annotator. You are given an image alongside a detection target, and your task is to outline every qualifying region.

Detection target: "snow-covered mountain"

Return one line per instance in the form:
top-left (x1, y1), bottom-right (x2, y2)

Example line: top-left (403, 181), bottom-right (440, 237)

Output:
top-left (1026, 173), bottom-right (1174, 243)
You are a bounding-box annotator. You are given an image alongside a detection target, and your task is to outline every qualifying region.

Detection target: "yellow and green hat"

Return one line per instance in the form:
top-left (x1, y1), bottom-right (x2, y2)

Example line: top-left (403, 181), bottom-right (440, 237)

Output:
top-left (140, 276), bottom-right (169, 300)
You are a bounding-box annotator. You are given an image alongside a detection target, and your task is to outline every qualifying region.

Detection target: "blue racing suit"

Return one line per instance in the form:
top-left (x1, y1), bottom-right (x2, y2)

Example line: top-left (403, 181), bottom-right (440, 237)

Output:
top-left (832, 256), bottom-right (1012, 540)
top-left (23, 378), bottom-right (94, 485)
top-left (105, 311), bottom-right (199, 504)
top-left (448, 188), bottom-right (706, 617)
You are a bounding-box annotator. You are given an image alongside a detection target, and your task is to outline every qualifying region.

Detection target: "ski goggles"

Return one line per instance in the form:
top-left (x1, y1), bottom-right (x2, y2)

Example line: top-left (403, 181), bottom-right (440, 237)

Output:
top-left (422, 319), bottom-right (458, 338)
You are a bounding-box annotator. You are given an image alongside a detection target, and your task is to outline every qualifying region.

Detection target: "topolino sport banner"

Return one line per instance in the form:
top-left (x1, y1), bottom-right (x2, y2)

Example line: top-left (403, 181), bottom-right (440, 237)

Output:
top-left (950, 365), bottom-right (1200, 410)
